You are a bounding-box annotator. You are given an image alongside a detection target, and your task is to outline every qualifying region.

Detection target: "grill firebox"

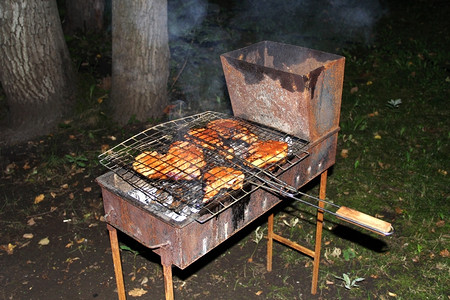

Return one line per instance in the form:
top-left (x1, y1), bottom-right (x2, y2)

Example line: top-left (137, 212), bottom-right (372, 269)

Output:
top-left (97, 41), bottom-right (391, 300)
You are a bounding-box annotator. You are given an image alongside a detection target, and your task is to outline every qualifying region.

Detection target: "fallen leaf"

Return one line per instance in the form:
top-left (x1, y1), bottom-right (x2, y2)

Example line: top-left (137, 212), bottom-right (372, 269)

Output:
top-left (440, 249), bottom-right (449, 257)
top-left (248, 257), bottom-right (253, 263)
top-left (366, 80), bottom-right (373, 85)
top-left (140, 276), bottom-right (148, 285)
top-left (350, 86), bottom-right (358, 94)
top-left (340, 149), bottom-right (349, 158)
top-left (83, 187), bottom-right (92, 192)
top-left (374, 132), bottom-right (382, 139)
top-left (395, 207), bottom-right (403, 215)
top-left (128, 288), bottom-right (147, 297)
top-left (101, 144), bottom-right (110, 152)
top-left (27, 218), bottom-right (36, 226)
top-left (23, 233), bottom-right (34, 239)
top-left (388, 291), bottom-right (398, 297)
top-left (5, 162), bottom-right (16, 174)
top-left (0, 243), bottom-right (17, 254)
top-left (61, 183), bottom-right (69, 189)
top-left (38, 237), bottom-right (50, 246)
top-left (23, 162), bottom-right (31, 170)
top-left (255, 290), bottom-right (263, 296)
top-left (65, 241), bottom-right (74, 248)
top-left (34, 194), bottom-right (45, 204)
top-left (50, 192), bottom-right (57, 198)
top-left (326, 280), bottom-right (334, 285)
top-left (438, 169), bottom-right (447, 175)
top-left (76, 238), bottom-right (85, 244)
top-left (69, 193), bottom-right (74, 200)
top-left (436, 220), bottom-right (445, 227)
top-left (368, 111), bottom-right (379, 117)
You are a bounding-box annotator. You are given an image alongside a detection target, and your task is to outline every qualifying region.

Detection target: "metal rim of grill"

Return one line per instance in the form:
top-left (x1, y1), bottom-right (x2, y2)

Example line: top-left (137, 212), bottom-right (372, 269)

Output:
top-left (99, 111), bottom-right (310, 224)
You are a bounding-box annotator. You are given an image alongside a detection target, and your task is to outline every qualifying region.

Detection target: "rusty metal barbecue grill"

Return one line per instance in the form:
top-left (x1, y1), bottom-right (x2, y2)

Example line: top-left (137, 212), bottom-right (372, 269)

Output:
top-left (98, 111), bottom-right (310, 225)
top-left (97, 41), bottom-right (393, 300)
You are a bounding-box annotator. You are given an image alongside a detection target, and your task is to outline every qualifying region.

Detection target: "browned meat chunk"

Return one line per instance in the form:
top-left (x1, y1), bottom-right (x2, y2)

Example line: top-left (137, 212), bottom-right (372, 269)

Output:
top-left (245, 140), bottom-right (288, 168)
top-left (207, 119), bottom-right (258, 144)
top-left (203, 167), bottom-right (245, 203)
top-left (133, 141), bottom-right (206, 180)
top-left (185, 127), bottom-right (234, 159)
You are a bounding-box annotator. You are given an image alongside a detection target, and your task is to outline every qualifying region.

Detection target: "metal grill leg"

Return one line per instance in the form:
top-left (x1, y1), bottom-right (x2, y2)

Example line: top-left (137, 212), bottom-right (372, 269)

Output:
top-left (267, 213), bottom-right (274, 271)
top-left (107, 224), bottom-right (126, 300)
top-left (162, 263), bottom-right (174, 300)
top-left (311, 170), bottom-right (327, 294)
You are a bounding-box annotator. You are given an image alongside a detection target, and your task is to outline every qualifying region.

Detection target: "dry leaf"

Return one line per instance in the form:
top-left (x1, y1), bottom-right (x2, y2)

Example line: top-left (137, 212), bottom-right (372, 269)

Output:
top-left (101, 144), bottom-right (110, 152)
top-left (255, 290), bottom-right (263, 296)
top-left (326, 280), bottom-right (334, 285)
top-left (0, 243), bottom-right (17, 255)
top-left (350, 86), bottom-right (358, 94)
top-left (5, 162), bottom-right (16, 174)
top-left (248, 257), bottom-right (253, 263)
top-left (23, 233), bottom-right (34, 239)
top-left (83, 187), bottom-right (92, 192)
top-left (34, 194), bottom-right (45, 204)
top-left (27, 218), bottom-right (36, 226)
top-left (76, 238), bottom-right (85, 244)
top-left (388, 291), bottom-right (398, 297)
top-left (65, 241), bottom-right (74, 248)
top-left (38, 237), bottom-right (50, 246)
top-left (340, 149), bottom-right (349, 158)
top-left (23, 162), bottom-right (31, 170)
top-left (374, 132), bottom-right (382, 139)
top-left (140, 277), bottom-right (148, 285)
top-left (395, 207), bottom-right (403, 215)
top-left (436, 220), bottom-right (445, 227)
top-left (440, 249), bottom-right (449, 257)
top-left (128, 288), bottom-right (147, 297)
top-left (69, 193), bottom-right (74, 200)
top-left (50, 192), bottom-right (57, 198)
top-left (61, 183), bottom-right (69, 189)
top-left (437, 169), bottom-right (447, 175)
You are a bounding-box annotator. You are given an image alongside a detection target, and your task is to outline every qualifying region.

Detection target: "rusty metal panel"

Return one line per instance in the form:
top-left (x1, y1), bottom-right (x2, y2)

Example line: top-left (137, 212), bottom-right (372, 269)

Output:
top-left (98, 172), bottom-right (283, 269)
top-left (221, 41), bottom-right (345, 141)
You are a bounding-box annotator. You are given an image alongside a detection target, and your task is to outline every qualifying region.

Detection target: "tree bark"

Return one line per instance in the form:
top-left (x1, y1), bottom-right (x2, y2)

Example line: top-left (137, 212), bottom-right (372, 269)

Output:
top-left (63, 0), bottom-right (105, 34)
top-left (110, 0), bottom-right (169, 125)
top-left (0, 0), bottom-right (76, 144)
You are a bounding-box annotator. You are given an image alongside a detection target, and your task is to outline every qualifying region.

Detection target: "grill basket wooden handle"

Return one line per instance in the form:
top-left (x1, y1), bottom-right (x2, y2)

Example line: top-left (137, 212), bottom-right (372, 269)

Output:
top-left (336, 206), bottom-right (393, 236)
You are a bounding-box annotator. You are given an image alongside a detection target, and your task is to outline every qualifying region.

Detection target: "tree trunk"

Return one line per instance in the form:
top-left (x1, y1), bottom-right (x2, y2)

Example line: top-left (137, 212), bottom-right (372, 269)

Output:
top-left (110, 0), bottom-right (169, 125)
top-left (0, 0), bottom-right (76, 144)
top-left (63, 0), bottom-right (106, 34)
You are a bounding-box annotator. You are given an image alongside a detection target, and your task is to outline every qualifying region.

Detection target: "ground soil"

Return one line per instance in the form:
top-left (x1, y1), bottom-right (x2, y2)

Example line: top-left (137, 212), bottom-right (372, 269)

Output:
top-left (0, 126), bottom-right (376, 300)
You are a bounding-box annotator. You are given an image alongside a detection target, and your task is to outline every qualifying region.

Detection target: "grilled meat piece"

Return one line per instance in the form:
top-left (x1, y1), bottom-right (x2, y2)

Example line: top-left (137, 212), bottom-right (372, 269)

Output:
top-left (203, 167), bottom-right (245, 203)
top-left (207, 119), bottom-right (258, 144)
top-left (185, 128), bottom-right (234, 159)
top-left (245, 140), bottom-right (288, 168)
top-left (133, 141), bottom-right (206, 180)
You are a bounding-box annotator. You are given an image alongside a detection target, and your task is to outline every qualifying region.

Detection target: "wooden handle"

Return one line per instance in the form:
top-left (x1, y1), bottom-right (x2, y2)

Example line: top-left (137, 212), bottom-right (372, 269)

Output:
top-left (336, 206), bottom-right (393, 236)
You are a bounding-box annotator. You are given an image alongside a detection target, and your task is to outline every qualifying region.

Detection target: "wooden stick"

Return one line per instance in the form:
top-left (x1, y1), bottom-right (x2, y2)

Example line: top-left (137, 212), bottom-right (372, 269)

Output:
top-left (311, 170), bottom-right (327, 295)
top-left (107, 225), bottom-right (126, 300)
top-left (336, 206), bottom-right (393, 235)
top-left (162, 263), bottom-right (174, 300)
